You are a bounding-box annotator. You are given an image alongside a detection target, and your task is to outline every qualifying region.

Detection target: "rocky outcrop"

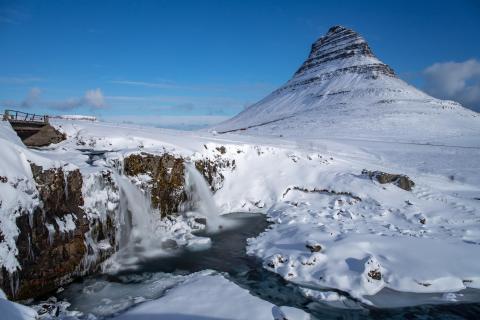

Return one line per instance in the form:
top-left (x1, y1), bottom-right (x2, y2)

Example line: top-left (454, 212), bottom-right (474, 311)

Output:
top-left (0, 165), bottom-right (118, 300)
top-left (194, 158), bottom-right (232, 192)
top-left (123, 152), bottom-right (230, 216)
top-left (1, 165), bottom-right (86, 299)
top-left (282, 186), bottom-right (362, 202)
top-left (124, 153), bottom-right (187, 217)
top-left (293, 25), bottom-right (395, 79)
top-left (20, 124), bottom-right (66, 147)
top-left (362, 169), bottom-right (415, 191)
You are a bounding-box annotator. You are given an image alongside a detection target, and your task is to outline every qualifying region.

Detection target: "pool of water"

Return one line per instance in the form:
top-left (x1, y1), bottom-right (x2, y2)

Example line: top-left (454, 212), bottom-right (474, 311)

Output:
top-left (30, 212), bottom-right (480, 319)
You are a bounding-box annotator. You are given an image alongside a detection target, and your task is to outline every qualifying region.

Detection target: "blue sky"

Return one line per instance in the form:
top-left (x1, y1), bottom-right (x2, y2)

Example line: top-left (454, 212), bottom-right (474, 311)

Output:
top-left (1, 0), bottom-right (479, 128)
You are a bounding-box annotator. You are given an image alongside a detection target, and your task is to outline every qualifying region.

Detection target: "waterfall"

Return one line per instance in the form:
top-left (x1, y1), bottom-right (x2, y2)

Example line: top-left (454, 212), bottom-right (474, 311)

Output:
top-left (114, 173), bottom-right (154, 248)
top-left (184, 163), bottom-right (225, 232)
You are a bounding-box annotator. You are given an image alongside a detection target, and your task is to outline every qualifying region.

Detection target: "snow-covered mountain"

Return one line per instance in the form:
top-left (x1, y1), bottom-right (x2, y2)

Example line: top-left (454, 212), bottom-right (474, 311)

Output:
top-left (212, 26), bottom-right (479, 143)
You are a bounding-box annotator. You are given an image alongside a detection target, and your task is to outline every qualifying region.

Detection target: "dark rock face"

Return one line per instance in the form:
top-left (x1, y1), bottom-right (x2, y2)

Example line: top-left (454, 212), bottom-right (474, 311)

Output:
top-left (194, 145), bottom-right (236, 192)
top-left (362, 169), bottom-right (415, 191)
top-left (294, 25), bottom-right (395, 79)
top-left (306, 242), bottom-right (322, 253)
top-left (194, 160), bottom-right (225, 192)
top-left (0, 165), bottom-right (118, 300)
top-left (123, 152), bottom-right (231, 217)
top-left (368, 269), bottom-right (382, 281)
top-left (124, 153), bottom-right (187, 217)
top-left (1, 165), bottom-right (87, 299)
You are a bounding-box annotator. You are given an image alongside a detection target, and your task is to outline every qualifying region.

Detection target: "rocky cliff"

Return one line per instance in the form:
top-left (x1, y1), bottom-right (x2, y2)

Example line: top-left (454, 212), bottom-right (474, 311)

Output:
top-left (0, 165), bottom-right (118, 300)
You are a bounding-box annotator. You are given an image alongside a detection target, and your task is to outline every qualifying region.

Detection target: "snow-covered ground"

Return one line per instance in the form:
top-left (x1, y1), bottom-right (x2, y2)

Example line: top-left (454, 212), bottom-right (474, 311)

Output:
top-left (43, 120), bottom-right (480, 304)
top-left (114, 271), bottom-right (310, 320)
top-left (1, 115), bottom-right (480, 317)
top-left (0, 289), bottom-right (37, 320)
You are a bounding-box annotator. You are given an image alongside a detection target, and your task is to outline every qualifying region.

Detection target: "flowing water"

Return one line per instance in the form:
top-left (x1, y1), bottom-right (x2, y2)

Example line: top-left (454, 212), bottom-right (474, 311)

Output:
top-left (183, 162), bottom-right (226, 232)
top-left (28, 166), bottom-right (480, 319)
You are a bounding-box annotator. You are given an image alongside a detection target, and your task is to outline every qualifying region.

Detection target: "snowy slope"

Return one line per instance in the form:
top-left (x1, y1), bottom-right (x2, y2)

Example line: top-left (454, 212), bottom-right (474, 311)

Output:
top-left (211, 26), bottom-right (480, 144)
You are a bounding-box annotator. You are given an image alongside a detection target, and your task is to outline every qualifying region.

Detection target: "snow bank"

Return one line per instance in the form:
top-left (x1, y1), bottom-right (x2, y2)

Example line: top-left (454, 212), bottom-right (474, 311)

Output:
top-left (115, 271), bottom-right (310, 320)
top-left (0, 289), bottom-right (37, 320)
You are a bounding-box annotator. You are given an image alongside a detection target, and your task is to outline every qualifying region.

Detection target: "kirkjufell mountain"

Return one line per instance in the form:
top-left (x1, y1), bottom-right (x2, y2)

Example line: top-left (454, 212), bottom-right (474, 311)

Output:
top-left (213, 26), bottom-right (479, 142)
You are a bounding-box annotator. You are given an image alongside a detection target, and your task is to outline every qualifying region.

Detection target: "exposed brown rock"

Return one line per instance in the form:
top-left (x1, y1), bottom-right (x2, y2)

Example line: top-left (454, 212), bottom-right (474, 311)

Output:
top-left (194, 159), bottom-right (225, 192)
top-left (368, 269), bottom-right (382, 281)
top-left (362, 169), bottom-right (415, 191)
top-left (215, 146), bottom-right (226, 154)
top-left (124, 153), bottom-right (186, 217)
top-left (283, 186), bottom-right (362, 202)
top-left (1, 165), bottom-right (88, 300)
top-left (306, 243), bottom-right (322, 253)
top-left (22, 124), bottom-right (66, 147)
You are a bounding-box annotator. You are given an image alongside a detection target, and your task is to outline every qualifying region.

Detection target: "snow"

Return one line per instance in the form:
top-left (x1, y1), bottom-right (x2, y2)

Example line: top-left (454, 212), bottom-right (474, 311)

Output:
top-left (30, 118), bottom-right (480, 308)
top-left (114, 271), bottom-right (310, 320)
top-left (0, 289), bottom-right (37, 320)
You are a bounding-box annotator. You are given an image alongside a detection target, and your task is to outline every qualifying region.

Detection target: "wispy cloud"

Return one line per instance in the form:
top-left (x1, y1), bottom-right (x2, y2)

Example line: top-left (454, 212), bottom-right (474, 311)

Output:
top-left (110, 79), bottom-right (275, 93)
top-left (3, 88), bottom-right (107, 111)
top-left (21, 87), bottom-right (42, 108)
top-left (48, 88), bottom-right (106, 110)
top-left (0, 76), bottom-right (44, 85)
top-left (423, 59), bottom-right (480, 112)
top-left (110, 80), bottom-right (180, 90)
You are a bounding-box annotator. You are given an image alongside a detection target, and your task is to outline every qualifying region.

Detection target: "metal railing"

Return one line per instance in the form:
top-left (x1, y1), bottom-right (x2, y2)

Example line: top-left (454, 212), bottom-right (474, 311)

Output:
top-left (3, 110), bottom-right (49, 124)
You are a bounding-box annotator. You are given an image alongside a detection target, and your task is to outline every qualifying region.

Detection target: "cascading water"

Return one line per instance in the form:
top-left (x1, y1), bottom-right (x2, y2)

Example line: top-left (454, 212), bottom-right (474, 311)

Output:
top-left (183, 163), bottom-right (226, 232)
top-left (114, 173), bottom-right (154, 248)
top-left (105, 163), bottom-right (227, 272)
top-left (107, 173), bottom-right (166, 271)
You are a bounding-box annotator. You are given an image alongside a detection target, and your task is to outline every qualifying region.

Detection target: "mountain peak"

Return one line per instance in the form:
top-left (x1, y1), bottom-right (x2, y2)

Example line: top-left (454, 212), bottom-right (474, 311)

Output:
top-left (327, 25), bottom-right (348, 34)
top-left (212, 25), bottom-right (474, 136)
top-left (294, 25), bottom-right (395, 79)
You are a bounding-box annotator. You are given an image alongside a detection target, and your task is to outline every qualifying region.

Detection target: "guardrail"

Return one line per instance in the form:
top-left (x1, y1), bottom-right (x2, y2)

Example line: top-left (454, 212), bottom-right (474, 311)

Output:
top-left (2, 109), bottom-right (49, 124)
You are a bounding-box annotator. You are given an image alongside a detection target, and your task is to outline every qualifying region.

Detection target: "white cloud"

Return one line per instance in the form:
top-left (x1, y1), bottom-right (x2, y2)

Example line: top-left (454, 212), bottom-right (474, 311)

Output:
top-left (5, 88), bottom-right (107, 111)
top-left (0, 76), bottom-right (43, 84)
top-left (20, 87), bottom-right (42, 108)
top-left (423, 59), bottom-right (480, 111)
top-left (84, 88), bottom-right (105, 109)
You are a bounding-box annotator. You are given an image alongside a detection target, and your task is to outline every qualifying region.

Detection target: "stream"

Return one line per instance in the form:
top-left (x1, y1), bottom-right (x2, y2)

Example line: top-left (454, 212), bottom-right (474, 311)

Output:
top-left (29, 212), bottom-right (480, 320)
